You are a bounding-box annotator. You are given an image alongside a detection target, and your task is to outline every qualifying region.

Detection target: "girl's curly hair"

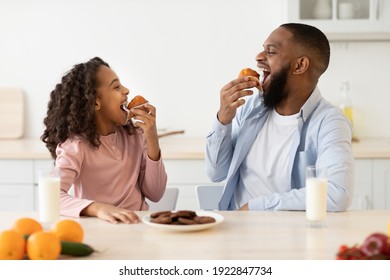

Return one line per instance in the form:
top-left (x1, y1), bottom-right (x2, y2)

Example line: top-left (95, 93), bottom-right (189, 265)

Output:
top-left (41, 57), bottom-right (135, 159)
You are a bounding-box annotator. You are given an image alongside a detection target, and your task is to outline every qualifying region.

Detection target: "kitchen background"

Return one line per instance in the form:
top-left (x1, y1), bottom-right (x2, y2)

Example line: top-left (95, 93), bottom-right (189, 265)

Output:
top-left (1, 0), bottom-right (390, 211)
top-left (1, 0), bottom-right (389, 140)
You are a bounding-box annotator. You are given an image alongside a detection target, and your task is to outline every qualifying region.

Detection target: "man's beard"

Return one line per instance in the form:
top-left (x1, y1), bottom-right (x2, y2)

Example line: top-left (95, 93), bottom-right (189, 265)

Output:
top-left (263, 65), bottom-right (289, 108)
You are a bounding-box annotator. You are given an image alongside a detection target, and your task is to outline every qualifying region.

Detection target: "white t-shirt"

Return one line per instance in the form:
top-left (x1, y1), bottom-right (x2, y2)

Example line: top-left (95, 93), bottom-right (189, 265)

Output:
top-left (233, 109), bottom-right (300, 209)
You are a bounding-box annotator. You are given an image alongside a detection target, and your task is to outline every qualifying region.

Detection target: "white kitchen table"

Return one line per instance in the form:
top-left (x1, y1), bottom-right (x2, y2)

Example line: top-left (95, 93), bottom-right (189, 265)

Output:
top-left (1, 210), bottom-right (389, 260)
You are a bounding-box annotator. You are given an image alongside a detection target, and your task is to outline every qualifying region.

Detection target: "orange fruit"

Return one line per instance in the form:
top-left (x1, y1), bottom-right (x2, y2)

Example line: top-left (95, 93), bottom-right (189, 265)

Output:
top-left (51, 219), bottom-right (84, 243)
top-left (0, 230), bottom-right (26, 260)
top-left (12, 217), bottom-right (43, 236)
top-left (27, 231), bottom-right (61, 260)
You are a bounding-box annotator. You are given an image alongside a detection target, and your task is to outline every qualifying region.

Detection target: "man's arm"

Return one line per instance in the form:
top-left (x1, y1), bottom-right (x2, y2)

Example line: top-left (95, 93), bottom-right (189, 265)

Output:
top-left (205, 118), bottom-right (234, 182)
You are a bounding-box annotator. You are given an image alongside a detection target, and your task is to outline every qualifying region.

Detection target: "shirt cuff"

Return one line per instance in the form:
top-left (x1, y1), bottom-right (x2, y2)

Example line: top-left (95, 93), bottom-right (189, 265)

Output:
top-left (211, 115), bottom-right (231, 137)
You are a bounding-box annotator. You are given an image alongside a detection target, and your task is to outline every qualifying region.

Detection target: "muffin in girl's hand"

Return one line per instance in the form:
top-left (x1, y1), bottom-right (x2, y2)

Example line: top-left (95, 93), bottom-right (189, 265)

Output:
top-left (125, 95), bottom-right (150, 125)
top-left (122, 95), bottom-right (149, 119)
top-left (127, 95), bottom-right (149, 111)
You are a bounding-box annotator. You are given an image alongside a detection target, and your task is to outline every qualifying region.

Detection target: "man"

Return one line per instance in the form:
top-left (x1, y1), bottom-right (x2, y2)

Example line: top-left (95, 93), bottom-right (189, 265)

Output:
top-left (205, 23), bottom-right (354, 211)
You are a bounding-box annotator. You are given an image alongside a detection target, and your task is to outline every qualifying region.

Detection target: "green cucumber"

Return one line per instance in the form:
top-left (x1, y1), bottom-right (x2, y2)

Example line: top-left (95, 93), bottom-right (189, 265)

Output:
top-left (60, 240), bottom-right (95, 257)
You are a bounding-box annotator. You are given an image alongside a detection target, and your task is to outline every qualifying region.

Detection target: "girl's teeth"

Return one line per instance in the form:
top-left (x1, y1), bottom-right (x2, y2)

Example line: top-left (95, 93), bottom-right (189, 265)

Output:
top-left (122, 103), bottom-right (130, 113)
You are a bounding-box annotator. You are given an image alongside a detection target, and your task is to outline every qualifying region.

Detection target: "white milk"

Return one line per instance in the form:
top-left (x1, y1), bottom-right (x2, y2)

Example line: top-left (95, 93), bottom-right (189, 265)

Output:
top-left (305, 178), bottom-right (327, 221)
top-left (38, 176), bottom-right (60, 224)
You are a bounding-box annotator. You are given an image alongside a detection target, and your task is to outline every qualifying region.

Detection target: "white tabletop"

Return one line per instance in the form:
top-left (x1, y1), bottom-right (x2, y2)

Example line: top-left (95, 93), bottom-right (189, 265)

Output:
top-left (1, 210), bottom-right (389, 260)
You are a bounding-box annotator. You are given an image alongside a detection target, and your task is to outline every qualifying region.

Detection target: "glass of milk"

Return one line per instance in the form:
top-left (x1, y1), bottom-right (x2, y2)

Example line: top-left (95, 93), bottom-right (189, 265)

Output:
top-left (38, 167), bottom-right (60, 226)
top-left (305, 166), bottom-right (327, 228)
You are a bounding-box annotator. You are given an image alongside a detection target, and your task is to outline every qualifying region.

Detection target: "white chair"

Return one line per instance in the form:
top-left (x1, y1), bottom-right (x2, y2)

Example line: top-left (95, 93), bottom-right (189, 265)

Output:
top-left (146, 187), bottom-right (179, 211)
top-left (195, 185), bottom-right (224, 210)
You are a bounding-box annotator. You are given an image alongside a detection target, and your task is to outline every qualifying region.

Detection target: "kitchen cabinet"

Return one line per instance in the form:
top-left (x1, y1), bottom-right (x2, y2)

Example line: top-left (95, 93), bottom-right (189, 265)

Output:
top-left (0, 160), bottom-right (34, 211)
top-left (349, 159), bottom-right (373, 210)
top-left (372, 159), bottom-right (390, 209)
top-left (0, 184), bottom-right (34, 211)
top-left (350, 159), bottom-right (390, 210)
top-left (0, 159), bottom-right (53, 211)
top-left (285, 0), bottom-right (390, 41)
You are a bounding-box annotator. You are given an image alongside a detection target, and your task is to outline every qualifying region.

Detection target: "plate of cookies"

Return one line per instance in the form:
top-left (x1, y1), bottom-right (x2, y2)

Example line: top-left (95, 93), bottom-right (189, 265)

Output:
top-left (142, 210), bottom-right (224, 232)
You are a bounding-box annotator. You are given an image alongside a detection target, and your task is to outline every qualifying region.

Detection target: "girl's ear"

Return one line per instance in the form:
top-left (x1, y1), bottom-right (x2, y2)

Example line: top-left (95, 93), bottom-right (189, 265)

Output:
top-left (293, 56), bottom-right (309, 74)
top-left (95, 99), bottom-right (101, 110)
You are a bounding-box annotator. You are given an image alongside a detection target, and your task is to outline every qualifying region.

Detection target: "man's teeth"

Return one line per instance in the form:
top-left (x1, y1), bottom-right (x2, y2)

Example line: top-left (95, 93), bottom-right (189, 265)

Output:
top-left (258, 68), bottom-right (269, 84)
top-left (259, 71), bottom-right (265, 85)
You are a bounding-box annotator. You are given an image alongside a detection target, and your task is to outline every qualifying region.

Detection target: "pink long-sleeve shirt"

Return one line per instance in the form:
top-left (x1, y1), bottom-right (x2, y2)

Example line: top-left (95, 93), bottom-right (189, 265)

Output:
top-left (55, 126), bottom-right (167, 217)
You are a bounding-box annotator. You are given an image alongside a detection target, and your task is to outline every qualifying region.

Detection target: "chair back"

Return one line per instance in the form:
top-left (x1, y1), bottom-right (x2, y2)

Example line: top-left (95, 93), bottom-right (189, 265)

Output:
top-left (195, 185), bottom-right (224, 210)
top-left (146, 188), bottom-right (179, 211)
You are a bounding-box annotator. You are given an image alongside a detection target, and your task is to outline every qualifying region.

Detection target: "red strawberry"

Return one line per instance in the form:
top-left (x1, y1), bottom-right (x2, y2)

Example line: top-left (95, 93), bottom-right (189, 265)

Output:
top-left (336, 245), bottom-right (367, 260)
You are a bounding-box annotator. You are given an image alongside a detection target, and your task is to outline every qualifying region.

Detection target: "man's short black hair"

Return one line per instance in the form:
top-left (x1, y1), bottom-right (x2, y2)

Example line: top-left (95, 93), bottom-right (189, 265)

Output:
top-left (280, 23), bottom-right (330, 75)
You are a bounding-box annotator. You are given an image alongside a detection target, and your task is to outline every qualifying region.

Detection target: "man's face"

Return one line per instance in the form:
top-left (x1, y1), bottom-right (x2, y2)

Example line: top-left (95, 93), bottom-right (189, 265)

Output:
top-left (263, 64), bottom-right (290, 108)
top-left (255, 27), bottom-right (297, 108)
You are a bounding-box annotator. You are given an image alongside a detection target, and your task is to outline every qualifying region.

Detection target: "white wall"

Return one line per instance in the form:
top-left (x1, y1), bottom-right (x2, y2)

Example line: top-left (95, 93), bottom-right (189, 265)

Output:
top-left (0, 0), bottom-right (389, 139)
top-left (319, 41), bottom-right (390, 138)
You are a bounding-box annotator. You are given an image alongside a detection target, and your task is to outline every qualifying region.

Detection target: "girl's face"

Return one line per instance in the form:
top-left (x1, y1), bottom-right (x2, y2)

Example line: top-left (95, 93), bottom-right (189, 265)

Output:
top-left (94, 65), bottom-right (130, 135)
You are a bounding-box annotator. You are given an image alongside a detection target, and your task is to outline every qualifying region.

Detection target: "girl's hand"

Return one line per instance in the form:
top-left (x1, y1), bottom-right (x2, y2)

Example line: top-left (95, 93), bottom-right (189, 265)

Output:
top-left (131, 104), bottom-right (161, 161)
top-left (81, 202), bottom-right (140, 224)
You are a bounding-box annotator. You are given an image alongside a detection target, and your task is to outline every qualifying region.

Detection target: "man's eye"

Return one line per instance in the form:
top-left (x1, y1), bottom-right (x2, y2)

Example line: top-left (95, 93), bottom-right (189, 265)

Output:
top-left (267, 51), bottom-right (275, 55)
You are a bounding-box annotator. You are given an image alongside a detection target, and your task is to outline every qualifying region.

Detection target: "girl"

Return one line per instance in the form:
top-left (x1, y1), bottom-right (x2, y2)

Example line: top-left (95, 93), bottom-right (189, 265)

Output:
top-left (41, 57), bottom-right (167, 224)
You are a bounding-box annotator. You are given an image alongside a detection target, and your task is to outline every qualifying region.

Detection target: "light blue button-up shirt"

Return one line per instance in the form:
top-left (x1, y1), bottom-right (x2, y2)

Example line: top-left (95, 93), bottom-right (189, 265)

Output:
top-left (205, 87), bottom-right (354, 211)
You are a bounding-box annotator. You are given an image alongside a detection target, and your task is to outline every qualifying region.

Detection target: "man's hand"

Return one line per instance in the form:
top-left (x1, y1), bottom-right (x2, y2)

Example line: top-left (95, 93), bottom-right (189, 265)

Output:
top-left (217, 76), bottom-right (260, 125)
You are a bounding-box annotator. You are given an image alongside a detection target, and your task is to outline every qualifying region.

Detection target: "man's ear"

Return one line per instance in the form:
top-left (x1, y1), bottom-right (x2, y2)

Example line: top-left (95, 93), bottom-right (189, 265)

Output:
top-left (293, 56), bottom-right (309, 74)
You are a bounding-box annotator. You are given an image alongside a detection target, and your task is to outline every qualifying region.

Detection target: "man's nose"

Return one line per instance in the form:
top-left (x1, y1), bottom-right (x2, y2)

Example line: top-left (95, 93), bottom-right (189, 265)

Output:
top-left (255, 50), bottom-right (266, 62)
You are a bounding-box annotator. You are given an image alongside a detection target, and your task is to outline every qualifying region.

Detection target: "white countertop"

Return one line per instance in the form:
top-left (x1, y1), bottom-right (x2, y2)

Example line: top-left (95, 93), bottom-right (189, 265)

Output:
top-left (0, 136), bottom-right (389, 160)
top-left (351, 138), bottom-right (390, 158)
top-left (0, 136), bottom-right (206, 160)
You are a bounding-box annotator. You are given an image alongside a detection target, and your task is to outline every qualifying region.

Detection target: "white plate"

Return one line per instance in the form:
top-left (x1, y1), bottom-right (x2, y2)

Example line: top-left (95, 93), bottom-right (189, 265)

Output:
top-left (142, 211), bottom-right (224, 232)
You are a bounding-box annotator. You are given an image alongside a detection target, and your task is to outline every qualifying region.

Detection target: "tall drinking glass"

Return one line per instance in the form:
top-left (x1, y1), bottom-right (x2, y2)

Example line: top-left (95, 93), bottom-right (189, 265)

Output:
top-left (306, 166), bottom-right (327, 228)
top-left (38, 167), bottom-right (60, 226)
